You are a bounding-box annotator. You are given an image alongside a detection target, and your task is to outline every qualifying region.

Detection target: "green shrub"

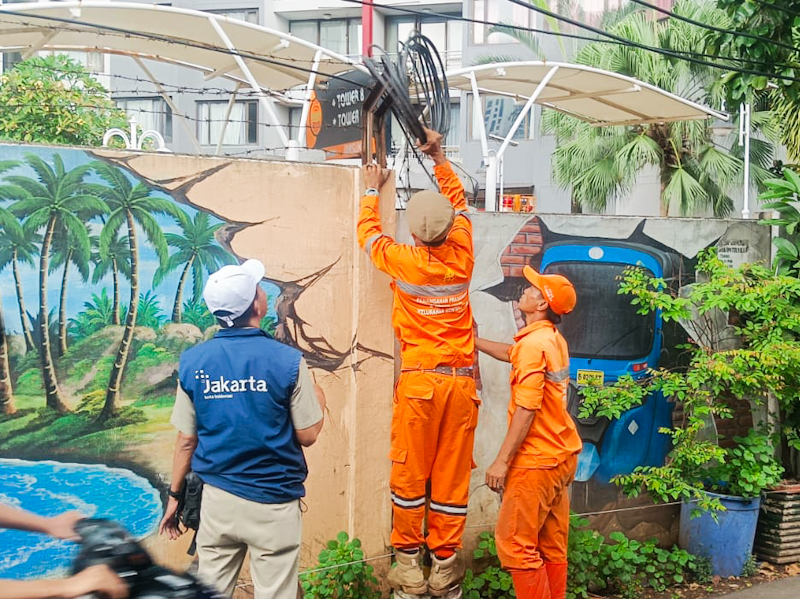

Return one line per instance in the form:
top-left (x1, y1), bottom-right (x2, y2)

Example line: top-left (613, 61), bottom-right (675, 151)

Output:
top-left (463, 532), bottom-right (515, 599)
top-left (301, 532), bottom-right (380, 599)
top-left (567, 517), bottom-right (698, 599)
top-left (14, 368), bottom-right (43, 395)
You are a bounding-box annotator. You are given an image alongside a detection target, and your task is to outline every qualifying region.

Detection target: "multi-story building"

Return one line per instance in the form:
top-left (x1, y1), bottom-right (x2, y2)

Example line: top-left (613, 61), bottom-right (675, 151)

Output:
top-left (0, 0), bottom-right (682, 214)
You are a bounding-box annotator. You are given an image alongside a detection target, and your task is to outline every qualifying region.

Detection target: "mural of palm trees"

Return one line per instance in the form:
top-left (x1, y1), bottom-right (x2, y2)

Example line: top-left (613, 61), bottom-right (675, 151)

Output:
top-left (153, 211), bottom-right (234, 323)
top-left (50, 229), bottom-right (92, 356)
top-left (0, 206), bottom-right (23, 415)
top-left (89, 161), bottom-right (185, 421)
top-left (69, 289), bottom-right (116, 342)
top-left (91, 233), bottom-right (130, 326)
top-left (8, 154), bottom-right (108, 413)
top-left (0, 221), bottom-right (40, 353)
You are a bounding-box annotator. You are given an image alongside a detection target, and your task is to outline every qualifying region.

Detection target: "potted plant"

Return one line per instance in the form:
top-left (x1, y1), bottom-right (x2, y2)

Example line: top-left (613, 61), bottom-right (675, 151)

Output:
top-left (580, 250), bottom-right (799, 576)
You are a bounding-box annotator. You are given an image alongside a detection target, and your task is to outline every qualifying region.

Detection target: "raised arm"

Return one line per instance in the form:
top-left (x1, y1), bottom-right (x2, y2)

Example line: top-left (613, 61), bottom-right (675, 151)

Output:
top-left (357, 164), bottom-right (416, 279)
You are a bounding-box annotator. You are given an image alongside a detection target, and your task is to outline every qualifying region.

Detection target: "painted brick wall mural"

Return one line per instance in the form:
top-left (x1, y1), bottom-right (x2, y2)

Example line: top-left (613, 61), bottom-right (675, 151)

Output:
top-left (466, 213), bottom-right (771, 545)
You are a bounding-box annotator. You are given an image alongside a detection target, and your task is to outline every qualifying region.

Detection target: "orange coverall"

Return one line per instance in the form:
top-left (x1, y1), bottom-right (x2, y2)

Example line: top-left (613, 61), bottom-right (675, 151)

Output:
top-left (357, 162), bottom-right (478, 554)
top-left (497, 320), bottom-right (582, 599)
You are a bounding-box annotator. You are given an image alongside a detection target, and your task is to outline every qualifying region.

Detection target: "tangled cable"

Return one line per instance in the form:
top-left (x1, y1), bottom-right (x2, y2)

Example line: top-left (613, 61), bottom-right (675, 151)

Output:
top-left (364, 32), bottom-right (450, 148)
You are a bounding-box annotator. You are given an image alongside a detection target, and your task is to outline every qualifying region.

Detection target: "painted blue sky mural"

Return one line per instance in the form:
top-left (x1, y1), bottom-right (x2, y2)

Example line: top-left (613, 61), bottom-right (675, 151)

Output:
top-left (0, 146), bottom-right (279, 335)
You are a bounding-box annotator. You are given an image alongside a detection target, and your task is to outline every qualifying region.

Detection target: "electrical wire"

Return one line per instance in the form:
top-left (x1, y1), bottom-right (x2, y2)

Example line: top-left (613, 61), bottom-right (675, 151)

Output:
top-left (505, 0), bottom-right (800, 84)
top-left (337, 0), bottom-right (800, 72)
top-left (629, 0), bottom-right (800, 54)
top-left (748, 0), bottom-right (800, 19)
top-left (0, 10), bottom-right (363, 87)
top-left (364, 33), bottom-right (451, 188)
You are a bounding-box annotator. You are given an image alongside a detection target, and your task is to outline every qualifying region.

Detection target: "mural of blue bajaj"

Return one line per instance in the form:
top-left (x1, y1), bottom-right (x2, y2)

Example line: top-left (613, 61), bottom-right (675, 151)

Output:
top-left (540, 240), bottom-right (679, 484)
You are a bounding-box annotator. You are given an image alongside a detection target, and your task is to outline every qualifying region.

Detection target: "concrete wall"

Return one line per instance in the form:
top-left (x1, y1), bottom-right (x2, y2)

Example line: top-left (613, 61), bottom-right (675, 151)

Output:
top-left (0, 140), bottom-right (773, 588)
top-left (0, 143), bottom-right (395, 583)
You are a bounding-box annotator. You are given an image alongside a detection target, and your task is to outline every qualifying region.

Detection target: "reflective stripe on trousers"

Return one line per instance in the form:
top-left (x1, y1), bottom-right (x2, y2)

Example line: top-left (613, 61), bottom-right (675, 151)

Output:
top-left (389, 370), bottom-right (480, 553)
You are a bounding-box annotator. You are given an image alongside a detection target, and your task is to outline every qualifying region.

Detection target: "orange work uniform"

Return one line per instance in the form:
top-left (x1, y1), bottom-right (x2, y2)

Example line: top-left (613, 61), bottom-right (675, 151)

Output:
top-left (357, 162), bottom-right (479, 554)
top-left (496, 320), bottom-right (582, 599)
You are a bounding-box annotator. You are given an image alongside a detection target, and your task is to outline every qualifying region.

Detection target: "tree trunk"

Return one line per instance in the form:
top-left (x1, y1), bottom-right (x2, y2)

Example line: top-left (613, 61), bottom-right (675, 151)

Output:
top-left (39, 218), bottom-right (68, 413)
top-left (112, 259), bottom-right (120, 326)
top-left (100, 211), bottom-right (138, 422)
top-left (57, 248), bottom-right (72, 357)
top-left (13, 250), bottom-right (35, 353)
top-left (172, 255), bottom-right (195, 323)
top-left (0, 286), bottom-right (16, 415)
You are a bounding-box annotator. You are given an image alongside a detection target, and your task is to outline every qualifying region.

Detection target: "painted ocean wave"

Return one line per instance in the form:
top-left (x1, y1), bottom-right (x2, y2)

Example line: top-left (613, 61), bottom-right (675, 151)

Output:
top-left (0, 458), bottom-right (163, 579)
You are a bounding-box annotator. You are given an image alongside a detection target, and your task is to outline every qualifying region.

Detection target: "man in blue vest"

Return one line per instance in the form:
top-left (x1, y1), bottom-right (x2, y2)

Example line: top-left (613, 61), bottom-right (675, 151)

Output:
top-left (159, 259), bottom-right (325, 599)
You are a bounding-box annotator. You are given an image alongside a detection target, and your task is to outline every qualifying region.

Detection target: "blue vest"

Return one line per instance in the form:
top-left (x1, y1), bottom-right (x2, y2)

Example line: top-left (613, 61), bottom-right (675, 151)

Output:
top-left (178, 327), bottom-right (307, 503)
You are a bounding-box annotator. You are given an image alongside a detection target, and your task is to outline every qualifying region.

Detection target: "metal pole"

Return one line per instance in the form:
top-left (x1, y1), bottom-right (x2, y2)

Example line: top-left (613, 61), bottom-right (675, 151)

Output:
top-left (362, 0), bottom-right (374, 57)
top-left (298, 50), bottom-right (323, 147)
top-left (740, 102), bottom-right (751, 219)
top-left (497, 66), bottom-right (559, 160)
top-left (485, 152), bottom-right (498, 212)
top-left (208, 17), bottom-right (290, 148)
top-left (216, 84), bottom-right (241, 156)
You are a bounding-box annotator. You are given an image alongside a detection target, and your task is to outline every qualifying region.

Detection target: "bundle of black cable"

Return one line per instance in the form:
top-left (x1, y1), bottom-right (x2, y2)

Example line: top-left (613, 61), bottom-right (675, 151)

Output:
top-left (364, 32), bottom-right (450, 147)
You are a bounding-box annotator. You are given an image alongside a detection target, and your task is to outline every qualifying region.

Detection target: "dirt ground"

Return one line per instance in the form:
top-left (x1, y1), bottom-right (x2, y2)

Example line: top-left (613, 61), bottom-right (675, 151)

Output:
top-left (623, 562), bottom-right (800, 599)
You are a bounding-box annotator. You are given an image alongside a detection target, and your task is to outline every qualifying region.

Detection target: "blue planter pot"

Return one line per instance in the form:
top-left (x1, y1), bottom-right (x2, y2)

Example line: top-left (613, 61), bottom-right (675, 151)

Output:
top-left (679, 492), bottom-right (761, 577)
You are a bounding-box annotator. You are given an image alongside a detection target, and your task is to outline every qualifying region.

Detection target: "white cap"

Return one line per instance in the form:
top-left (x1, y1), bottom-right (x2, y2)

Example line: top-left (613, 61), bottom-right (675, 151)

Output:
top-left (202, 259), bottom-right (265, 327)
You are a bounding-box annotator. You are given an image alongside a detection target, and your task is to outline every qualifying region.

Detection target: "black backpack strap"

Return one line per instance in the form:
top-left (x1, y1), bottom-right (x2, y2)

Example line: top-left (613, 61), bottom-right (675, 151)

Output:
top-left (187, 528), bottom-right (199, 556)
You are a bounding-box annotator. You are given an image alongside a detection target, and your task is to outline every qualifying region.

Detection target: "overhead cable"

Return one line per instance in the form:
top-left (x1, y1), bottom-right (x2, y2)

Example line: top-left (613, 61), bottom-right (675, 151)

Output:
top-left (629, 0), bottom-right (800, 54)
top-left (504, 0), bottom-right (800, 84)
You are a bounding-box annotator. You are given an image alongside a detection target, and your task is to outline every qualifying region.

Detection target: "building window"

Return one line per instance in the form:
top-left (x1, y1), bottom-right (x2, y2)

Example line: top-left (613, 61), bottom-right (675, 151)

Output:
top-left (197, 100), bottom-right (258, 146)
top-left (116, 97), bottom-right (173, 143)
top-left (289, 19), bottom-right (362, 56)
top-left (468, 95), bottom-right (531, 141)
top-left (472, 0), bottom-right (536, 45)
top-left (207, 8), bottom-right (259, 24)
top-left (386, 15), bottom-right (463, 70)
top-left (2, 52), bottom-right (22, 73)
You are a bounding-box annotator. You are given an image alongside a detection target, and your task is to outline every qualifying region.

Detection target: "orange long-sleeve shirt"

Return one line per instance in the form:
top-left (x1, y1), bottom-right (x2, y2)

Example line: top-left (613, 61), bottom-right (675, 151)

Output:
top-left (508, 320), bottom-right (582, 468)
top-left (357, 162), bottom-right (475, 369)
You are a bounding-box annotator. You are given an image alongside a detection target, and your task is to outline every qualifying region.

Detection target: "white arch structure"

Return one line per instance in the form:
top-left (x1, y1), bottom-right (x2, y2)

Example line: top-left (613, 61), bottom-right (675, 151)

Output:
top-left (0, 3), bottom-right (730, 209)
top-left (0, 1), bottom-right (367, 153)
top-left (444, 62), bottom-right (729, 211)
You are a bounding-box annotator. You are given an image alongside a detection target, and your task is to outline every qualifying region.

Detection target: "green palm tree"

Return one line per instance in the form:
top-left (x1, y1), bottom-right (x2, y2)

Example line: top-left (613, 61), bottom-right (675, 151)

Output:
top-left (91, 232), bottom-right (130, 326)
top-left (130, 290), bottom-right (167, 330)
top-left (527, 1), bottom-right (774, 215)
top-left (0, 207), bottom-right (23, 415)
top-left (181, 299), bottom-right (216, 331)
top-left (69, 288), bottom-right (116, 341)
top-left (88, 160), bottom-right (185, 421)
top-left (153, 211), bottom-right (234, 323)
top-left (50, 228), bottom-right (92, 356)
top-left (8, 154), bottom-right (107, 413)
top-left (0, 213), bottom-right (40, 354)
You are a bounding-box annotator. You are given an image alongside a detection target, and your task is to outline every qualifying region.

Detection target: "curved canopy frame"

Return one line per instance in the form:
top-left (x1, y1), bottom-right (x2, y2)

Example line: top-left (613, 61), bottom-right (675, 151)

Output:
top-left (444, 62), bottom-right (729, 210)
top-left (0, 1), bottom-right (367, 151)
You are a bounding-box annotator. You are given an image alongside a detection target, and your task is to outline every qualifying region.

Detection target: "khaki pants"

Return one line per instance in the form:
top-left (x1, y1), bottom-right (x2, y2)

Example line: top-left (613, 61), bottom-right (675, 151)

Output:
top-left (196, 484), bottom-right (302, 599)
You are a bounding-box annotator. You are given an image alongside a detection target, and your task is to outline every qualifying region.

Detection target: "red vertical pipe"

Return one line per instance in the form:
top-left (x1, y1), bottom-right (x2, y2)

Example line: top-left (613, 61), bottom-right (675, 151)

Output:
top-left (362, 0), bottom-right (374, 57)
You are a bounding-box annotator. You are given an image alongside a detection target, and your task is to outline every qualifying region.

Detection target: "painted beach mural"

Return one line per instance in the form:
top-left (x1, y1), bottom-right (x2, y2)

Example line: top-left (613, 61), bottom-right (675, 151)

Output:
top-left (0, 144), bottom-right (396, 579)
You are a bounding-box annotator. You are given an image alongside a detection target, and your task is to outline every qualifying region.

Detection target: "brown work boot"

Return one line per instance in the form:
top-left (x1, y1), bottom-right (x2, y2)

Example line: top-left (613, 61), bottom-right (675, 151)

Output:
top-left (428, 552), bottom-right (465, 597)
top-left (388, 549), bottom-right (428, 597)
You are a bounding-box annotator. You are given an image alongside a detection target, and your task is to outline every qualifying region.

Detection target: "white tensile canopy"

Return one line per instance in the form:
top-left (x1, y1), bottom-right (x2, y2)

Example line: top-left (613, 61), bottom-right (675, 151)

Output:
top-left (444, 62), bottom-right (728, 210)
top-left (0, 1), bottom-right (367, 151)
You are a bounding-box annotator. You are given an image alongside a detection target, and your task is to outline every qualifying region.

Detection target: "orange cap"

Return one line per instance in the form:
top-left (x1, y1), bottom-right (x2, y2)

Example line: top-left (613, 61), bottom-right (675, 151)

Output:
top-left (523, 265), bottom-right (576, 315)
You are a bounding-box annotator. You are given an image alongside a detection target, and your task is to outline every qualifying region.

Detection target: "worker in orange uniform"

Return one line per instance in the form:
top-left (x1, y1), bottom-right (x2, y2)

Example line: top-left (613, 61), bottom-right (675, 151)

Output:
top-left (476, 266), bottom-right (582, 599)
top-left (358, 129), bottom-right (478, 599)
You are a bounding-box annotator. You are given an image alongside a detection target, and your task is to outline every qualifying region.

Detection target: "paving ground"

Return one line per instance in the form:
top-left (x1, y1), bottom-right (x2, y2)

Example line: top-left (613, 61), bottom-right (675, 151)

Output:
top-left (709, 575), bottom-right (800, 599)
